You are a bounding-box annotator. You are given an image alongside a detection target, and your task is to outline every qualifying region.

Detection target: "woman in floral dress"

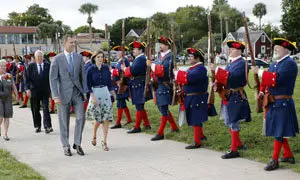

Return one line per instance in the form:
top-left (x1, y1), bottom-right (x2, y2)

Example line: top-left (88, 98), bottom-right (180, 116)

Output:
top-left (86, 50), bottom-right (116, 151)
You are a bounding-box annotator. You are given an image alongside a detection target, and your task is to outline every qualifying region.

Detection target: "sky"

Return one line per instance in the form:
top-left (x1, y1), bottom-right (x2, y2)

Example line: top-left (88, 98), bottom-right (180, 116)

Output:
top-left (0, 0), bottom-right (283, 30)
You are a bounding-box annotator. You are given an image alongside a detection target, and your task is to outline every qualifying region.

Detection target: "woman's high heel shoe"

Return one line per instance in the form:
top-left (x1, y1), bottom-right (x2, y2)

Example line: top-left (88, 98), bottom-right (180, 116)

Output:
top-left (91, 137), bottom-right (97, 146)
top-left (101, 141), bottom-right (109, 151)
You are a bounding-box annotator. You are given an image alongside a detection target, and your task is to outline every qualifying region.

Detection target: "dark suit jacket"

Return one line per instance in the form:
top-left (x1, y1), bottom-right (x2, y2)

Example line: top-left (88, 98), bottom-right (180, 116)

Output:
top-left (26, 62), bottom-right (51, 99)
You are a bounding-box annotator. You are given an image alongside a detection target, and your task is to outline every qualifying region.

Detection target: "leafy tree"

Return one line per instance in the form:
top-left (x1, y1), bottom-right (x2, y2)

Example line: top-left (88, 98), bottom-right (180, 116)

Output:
top-left (8, 12), bottom-right (22, 26)
top-left (101, 41), bottom-right (109, 51)
top-left (24, 4), bottom-right (54, 26)
top-left (252, 3), bottom-right (267, 30)
top-left (281, 0), bottom-right (300, 47)
top-left (110, 17), bottom-right (147, 46)
top-left (74, 25), bottom-right (104, 37)
top-left (79, 3), bottom-right (99, 47)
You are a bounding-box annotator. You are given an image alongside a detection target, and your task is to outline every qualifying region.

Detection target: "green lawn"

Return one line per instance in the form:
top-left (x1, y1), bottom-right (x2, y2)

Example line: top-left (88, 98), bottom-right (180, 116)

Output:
top-left (0, 149), bottom-right (45, 179)
top-left (117, 69), bottom-right (300, 173)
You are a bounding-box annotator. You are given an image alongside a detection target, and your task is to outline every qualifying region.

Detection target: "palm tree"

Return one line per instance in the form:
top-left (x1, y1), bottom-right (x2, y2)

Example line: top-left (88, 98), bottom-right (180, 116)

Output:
top-left (252, 3), bottom-right (267, 30)
top-left (79, 3), bottom-right (99, 49)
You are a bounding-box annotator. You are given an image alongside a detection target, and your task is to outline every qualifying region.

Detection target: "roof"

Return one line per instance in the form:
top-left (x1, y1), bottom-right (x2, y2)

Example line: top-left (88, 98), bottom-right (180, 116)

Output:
top-left (132, 29), bottom-right (145, 36)
top-left (230, 31), bottom-right (264, 43)
top-left (0, 26), bottom-right (37, 34)
top-left (224, 26), bottom-right (271, 44)
top-left (126, 29), bottom-right (146, 38)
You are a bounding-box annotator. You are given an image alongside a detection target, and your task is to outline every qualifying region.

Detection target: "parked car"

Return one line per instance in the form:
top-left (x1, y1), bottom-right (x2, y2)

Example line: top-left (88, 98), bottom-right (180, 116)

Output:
top-left (291, 55), bottom-right (299, 61)
top-left (176, 55), bottom-right (185, 62)
top-left (247, 59), bottom-right (269, 68)
top-left (110, 61), bottom-right (117, 69)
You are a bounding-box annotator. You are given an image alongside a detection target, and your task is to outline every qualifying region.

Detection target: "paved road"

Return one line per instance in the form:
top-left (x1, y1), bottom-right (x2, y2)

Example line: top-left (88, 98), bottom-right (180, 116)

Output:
top-left (0, 107), bottom-right (299, 180)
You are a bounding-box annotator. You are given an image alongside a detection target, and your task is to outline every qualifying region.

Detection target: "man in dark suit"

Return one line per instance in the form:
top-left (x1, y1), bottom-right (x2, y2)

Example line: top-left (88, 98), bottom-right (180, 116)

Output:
top-left (26, 50), bottom-right (52, 134)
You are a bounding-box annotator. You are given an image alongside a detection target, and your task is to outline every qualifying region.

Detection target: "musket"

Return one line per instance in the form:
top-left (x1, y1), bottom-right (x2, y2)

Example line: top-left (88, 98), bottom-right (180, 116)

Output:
top-left (144, 19), bottom-right (152, 98)
top-left (171, 22), bottom-right (183, 106)
top-left (107, 31), bottom-right (111, 66)
top-left (207, 11), bottom-right (217, 116)
top-left (243, 12), bottom-right (263, 113)
top-left (5, 49), bottom-right (7, 60)
top-left (12, 40), bottom-right (20, 85)
top-left (118, 19), bottom-right (128, 94)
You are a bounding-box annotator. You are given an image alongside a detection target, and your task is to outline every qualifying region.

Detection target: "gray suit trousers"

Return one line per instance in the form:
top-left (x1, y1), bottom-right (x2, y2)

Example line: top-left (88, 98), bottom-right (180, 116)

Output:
top-left (58, 87), bottom-right (85, 148)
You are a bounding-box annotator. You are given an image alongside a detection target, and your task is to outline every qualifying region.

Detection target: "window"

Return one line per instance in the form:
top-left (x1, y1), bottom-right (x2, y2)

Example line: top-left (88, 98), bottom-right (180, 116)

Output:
top-left (261, 35), bottom-right (266, 43)
top-left (14, 34), bottom-right (20, 44)
top-left (21, 34), bottom-right (27, 44)
top-left (0, 34), bottom-right (5, 44)
top-left (7, 34), bottom-right (14, 44)
top-left (261, 45), bottom-right (266, 54)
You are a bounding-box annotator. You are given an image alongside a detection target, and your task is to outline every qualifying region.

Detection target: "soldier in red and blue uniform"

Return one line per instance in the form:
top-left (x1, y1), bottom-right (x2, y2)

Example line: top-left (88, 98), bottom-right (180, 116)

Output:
top-left (5, 56), bottom-right (16, 76)
top-left (80, 50), bottom-right (93, 72)
top-left (146, 36), bottom-right (179, 141)
top-left (44, 52), bottom-right (57, 113)
top-left (252, 38), bottom-right (299, 171)
top-left (110, 45), bottom-right (132, 129)
top-left (175, 48), bottom-right (209, 149)
top-left (121, 41), bottom-right (152, 133)
top-left (13, 55), bottom-right (25, 106)
top-left (19, 54), bottom-right (33, 108)
top-left (80, 50), bottom-right (93, 112)
top-left (210, 40), bottom-right (251, 159)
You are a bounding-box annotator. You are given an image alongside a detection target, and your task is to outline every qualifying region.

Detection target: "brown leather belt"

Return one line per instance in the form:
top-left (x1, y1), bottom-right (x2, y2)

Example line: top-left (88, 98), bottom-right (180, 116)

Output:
top-left (185, 92), bottom-right (208, 96)
top-left (274, 95), bottom-right (293, 100)
top-left (130, 75), bottom-right (145, 80)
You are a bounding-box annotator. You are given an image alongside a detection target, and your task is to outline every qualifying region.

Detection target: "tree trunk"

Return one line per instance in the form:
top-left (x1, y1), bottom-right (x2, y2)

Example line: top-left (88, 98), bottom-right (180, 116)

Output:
top-left (259, 18), bottom-right (261, 30)
top-left (89, 22), bottom-right (92, 50)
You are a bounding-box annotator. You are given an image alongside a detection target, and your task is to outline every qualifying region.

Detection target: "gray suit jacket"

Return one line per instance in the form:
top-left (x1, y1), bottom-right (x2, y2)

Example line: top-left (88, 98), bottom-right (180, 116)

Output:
top-left (49, 52), bottom-right (87, 104)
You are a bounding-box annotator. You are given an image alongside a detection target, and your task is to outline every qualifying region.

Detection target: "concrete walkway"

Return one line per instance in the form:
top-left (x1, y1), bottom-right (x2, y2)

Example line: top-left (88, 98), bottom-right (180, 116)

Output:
top-left (0, 107), bottom-right (299, 180)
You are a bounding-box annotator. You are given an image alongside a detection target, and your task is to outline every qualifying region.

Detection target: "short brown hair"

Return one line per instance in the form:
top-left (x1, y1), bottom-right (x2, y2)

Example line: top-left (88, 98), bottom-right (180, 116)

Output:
top-left (63, 34), bottom-right (75, 44)
top-left (91, 50), bottom-right (105, 64)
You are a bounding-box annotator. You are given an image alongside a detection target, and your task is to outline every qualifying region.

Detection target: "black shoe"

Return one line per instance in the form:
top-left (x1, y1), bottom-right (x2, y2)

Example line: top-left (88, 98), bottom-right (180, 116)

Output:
top-left (201, 136), bottom-right (207, 141)
top-left (110, 124), bottom-right (122, 129)
top-left (19, 104), bottom-right (27, 108)
top-left (13, 102), bottom-right (20, 106)
top-left (279, 157), bottom-right (295, 164)
top-left (221, 150), bottom-right (240, 159)
top-left (151, 134), bottom-right (164, 141)
top-left (35, 128), bottom-right (41, 133)
top-left (264, 159), bottom-right (279, 171)
top-left (144, 126), bottom-right (151, 130)
top-left (45, 127), bottom-right (53, 134)
top-left (237, 145), bottom-right (247, 151)
top-left (127, 128), bottom-right (142, 134)
top-left (73, 144), bottom-right (85, 156)
top-left (171, 129), bottom-right (180, 133)
top-left (185, 142), bottom-right (201, 149)
top-left (64, 148), bottom-right (72, 156)
top-left (3, 135), bottom-right (10, 141)
top-left (49, 110), bottom-right (55, 114)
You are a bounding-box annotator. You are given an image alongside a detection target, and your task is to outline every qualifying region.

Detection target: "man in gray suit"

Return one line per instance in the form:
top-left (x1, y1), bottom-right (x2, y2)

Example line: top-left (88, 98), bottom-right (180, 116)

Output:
top-left (50, 35), bottom-right (87, 156)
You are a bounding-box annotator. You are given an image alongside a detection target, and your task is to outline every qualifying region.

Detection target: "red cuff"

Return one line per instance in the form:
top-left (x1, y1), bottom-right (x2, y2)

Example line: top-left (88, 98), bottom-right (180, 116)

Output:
top-left (19, 65), bottom-right (25, 72)
top-left (259, 83), bottom-right (266, 92)
top-left (112, 69), bottom-right (119, 77)
top-left (176, 70), bottom-right (188, 85)
top-left (154, 64), bottom-right (164, 77)
top-left (261, 71), bottom-right (277, 87)
top-left (124, 67), bottom-right (133, 78)
top-left (215, 68), bottom-right (229, 85)
top-left (6, 63), bottom-right (11, 70)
